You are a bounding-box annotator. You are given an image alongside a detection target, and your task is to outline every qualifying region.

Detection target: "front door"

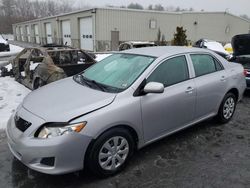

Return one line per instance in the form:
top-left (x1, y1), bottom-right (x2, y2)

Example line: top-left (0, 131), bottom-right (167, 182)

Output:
top-left (111, 31), bottom-right (119, 51)
top-left (141, 55), bottom-right (196, 142)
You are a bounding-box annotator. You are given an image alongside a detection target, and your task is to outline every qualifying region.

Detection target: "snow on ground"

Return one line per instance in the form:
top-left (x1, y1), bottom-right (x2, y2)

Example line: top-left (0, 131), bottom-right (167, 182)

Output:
top-left (0, 44), bottom-right (23, 58)
top-left (0, 77), bottom-right (30, 130)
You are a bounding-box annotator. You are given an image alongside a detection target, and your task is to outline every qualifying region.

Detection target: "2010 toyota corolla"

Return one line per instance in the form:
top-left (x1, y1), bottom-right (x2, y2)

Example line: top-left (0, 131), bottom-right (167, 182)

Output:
top-left (6, 46), bottom-right (246, 176)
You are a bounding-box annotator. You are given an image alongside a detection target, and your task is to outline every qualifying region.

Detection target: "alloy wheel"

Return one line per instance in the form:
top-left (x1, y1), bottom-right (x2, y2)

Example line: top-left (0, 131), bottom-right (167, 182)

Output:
top-left (98, 136), bottom-right (129, 171)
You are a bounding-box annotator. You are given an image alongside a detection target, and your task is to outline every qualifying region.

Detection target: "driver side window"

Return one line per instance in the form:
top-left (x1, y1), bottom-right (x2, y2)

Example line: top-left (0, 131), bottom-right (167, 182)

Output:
top-left (147, 56), bottom-right (189, 87)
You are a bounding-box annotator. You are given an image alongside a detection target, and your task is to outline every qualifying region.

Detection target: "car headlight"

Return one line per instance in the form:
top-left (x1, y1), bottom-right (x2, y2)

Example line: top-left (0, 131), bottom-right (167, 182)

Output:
top-left (37, 122), bottom-right (87, 139)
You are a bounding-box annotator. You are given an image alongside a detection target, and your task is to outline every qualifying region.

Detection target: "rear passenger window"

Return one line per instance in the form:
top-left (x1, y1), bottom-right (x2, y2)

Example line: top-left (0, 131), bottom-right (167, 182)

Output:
top-left (147, 56), bottom-right (189, 87)
top-left (190, 54), bottom-right (223, 77)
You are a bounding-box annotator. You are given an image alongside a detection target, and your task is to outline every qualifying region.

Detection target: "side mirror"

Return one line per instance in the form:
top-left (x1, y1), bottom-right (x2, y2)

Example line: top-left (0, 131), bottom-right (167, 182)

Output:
top-left (143, 82), bottom-right (164, 94)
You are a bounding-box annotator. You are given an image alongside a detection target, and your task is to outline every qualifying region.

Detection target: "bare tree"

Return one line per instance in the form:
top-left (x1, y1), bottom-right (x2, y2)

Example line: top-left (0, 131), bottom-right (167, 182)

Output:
top-left (127, 3), bottom-right (144, 10)
top-left (154, 4), bottom-right (164, 11)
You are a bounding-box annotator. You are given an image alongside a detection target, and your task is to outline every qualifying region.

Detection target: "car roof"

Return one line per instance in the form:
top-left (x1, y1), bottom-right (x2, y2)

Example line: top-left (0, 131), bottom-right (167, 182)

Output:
top-left (121, 46), bottom-right (211, 58)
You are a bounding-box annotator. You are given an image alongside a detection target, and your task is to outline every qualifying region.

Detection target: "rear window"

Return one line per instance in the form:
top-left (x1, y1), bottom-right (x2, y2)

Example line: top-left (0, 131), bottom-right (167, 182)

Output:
top-left (190, 54), bottom-right (223, 77)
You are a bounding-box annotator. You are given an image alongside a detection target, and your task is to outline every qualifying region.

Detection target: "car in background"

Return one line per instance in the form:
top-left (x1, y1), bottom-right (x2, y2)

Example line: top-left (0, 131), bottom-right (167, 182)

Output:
top-left (230, 34), bottom-right (250, 89)
top-left (193, 39), bottom-right (231, 60)
top-left (118, 41), bottom-right (156, 51)
top-left (0, 46), bottom-right (96, 90)
top-left (224, 43), bottom-right (233, 54)
top-left (6, 46), bottom-right (246, 176)
top-left (0, 35), bottom-right (10, 52)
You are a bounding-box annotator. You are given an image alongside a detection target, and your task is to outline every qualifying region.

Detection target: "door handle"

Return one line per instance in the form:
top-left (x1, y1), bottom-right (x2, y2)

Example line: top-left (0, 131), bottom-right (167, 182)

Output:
top-left (185, 87), bottom-right (194, 94)
top-left (220, 76), bottom-right (226, 81)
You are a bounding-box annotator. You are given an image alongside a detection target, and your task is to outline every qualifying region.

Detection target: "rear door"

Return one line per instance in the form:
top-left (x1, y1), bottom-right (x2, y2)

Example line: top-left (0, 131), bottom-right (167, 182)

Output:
top-left (141, 55), bottom-right (196, 142)
top-left (189, 53), bottom-right (227, 119)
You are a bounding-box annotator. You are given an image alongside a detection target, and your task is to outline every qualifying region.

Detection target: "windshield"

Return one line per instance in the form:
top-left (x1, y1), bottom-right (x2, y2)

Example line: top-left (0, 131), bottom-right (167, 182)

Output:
top-left (75, 54), bottom-right (155, 92)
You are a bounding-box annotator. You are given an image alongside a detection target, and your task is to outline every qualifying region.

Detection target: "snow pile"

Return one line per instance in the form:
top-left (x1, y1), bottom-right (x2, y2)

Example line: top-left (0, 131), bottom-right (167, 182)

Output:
top-left (0, 44), bottom-right (23, 57)
top-left (0, 77), bottom-right (30, 129)
top-left (95, 53), bottom-right (112, 61)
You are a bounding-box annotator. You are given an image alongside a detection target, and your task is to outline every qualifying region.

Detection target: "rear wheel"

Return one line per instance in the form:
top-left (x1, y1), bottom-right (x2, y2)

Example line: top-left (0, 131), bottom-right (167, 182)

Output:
top-left (86, 128), bottom-right (135, 177)
top-left (216, 93), bottom-right (236, 123)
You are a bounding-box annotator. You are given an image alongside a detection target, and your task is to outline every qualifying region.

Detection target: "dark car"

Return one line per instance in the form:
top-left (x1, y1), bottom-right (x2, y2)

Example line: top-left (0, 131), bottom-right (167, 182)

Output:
top-left (230, 34), bottom-right (250, 89)
top-left (0, 35), bottom-right (10, 52)
top-left (1, 46), bottom-right (96, 90)
top-left (118, 41), bottom-right (156, 51)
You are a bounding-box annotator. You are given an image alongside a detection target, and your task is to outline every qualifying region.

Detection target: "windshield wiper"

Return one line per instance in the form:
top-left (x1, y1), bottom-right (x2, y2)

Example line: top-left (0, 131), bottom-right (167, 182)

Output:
top-left (74, 74), bottom-right (123, 93)
top-left (77, 74), bottom-right (106, 91)
top-left (87, 79), bottom-right (106, 91)
top-left (76, 74), bottom-right (92, 88)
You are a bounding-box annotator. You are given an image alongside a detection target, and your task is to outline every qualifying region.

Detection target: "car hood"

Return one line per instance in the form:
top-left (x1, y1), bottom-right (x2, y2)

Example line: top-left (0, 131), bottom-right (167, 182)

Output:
top-left (231, 34), bottom-right (250, 56)
top-left (22, 77), bottom-right (116, 122)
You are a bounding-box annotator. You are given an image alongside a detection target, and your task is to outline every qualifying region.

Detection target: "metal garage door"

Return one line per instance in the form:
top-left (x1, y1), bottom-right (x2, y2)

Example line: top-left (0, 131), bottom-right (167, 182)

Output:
top-left (15, 27), bottom-right (20, 41)
top-left (20, 27), bottom-right (24, 41)
top-left (34, 24), bottom-right (40, 44)
top-left (45, 23), bottom-right (52, 44)
top-left (80, 17), bottom-right (93, 51)
top-left (62, 20), bottom-right (71, 46)
top-left (26, 26), bottom-right (31, 42)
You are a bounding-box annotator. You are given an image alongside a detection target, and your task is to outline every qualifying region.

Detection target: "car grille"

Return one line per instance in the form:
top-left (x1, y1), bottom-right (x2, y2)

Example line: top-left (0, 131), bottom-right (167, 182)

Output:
top-left (15, 115), bottom-right (31, 132)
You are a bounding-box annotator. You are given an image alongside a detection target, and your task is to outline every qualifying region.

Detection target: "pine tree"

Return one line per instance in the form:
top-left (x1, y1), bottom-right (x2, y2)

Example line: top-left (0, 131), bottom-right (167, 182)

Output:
top-left (172, 26), bottom-right (188, 46)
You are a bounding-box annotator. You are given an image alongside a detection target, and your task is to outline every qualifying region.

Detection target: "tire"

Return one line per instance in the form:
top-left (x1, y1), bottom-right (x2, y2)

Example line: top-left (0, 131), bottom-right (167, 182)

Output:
top-left (33, 78), bottom-right (45, 90)
top-left (216, 92), bottom-right (236, 123)
top-left (85, 128), bottom-right (135, 177)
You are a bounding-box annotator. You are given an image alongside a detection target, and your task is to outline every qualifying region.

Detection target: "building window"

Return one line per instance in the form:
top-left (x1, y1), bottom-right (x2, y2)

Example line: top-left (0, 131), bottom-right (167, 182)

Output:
top-left (149, 20), bottom-right (157, 29)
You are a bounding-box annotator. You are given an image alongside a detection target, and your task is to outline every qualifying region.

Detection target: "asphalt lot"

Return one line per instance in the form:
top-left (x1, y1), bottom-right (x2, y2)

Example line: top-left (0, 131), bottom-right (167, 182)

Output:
top-left (0, 92), bottom-right (250, 188)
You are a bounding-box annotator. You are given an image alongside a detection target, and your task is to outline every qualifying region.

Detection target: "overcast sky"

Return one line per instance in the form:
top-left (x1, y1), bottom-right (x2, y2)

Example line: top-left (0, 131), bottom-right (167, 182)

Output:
top-left (72, 0), bottom-right (249, 17)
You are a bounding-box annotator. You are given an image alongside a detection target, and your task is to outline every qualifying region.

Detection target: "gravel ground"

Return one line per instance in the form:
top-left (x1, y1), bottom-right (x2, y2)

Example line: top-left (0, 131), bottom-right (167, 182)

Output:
top-left (0, 93), bottom-right (250, 188)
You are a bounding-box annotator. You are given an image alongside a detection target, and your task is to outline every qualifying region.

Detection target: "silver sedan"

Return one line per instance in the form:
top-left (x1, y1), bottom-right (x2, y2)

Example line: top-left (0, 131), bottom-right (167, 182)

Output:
top-left (6, 46), bottom-right (246, 176)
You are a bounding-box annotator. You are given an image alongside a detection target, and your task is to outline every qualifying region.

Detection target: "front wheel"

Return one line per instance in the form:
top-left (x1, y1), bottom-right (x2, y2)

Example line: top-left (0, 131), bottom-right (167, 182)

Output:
top-left (216, 93), bottom-right (236, 123)
top-left (86, 128), bottom-right (135, 177)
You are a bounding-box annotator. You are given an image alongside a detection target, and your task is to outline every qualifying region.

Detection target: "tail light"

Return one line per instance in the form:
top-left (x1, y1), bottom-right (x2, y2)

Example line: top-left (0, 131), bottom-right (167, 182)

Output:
top-left (243, 69), bottom-right (248, 76)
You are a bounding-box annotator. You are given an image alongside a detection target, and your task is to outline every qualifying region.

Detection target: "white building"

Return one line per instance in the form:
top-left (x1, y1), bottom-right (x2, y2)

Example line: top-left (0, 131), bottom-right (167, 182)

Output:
top-left (12, 7), bottom-right (250, 51)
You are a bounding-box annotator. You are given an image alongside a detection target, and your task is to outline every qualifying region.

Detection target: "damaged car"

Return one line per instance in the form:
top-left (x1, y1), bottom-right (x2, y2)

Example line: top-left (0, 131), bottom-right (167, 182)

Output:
top-left (118, 41), bottom-right (156, 51)
top-left (0, 46), bottom-right (96, 90)
top-left (230, 34), bottom-right (250, 89)
top-left (193, 39), bottom-right (231, 60)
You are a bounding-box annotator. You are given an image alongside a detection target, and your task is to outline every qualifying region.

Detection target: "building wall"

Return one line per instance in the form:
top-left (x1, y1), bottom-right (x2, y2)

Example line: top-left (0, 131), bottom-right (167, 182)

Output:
top-left (13, 10), bottom-right (95, 48)
top-left (181, 12), bottom-right (250, 43)
top-left (12, 8), bottom-right (250, 51)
